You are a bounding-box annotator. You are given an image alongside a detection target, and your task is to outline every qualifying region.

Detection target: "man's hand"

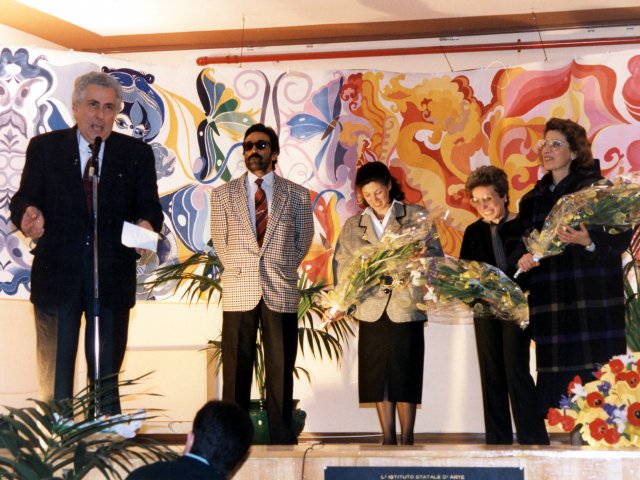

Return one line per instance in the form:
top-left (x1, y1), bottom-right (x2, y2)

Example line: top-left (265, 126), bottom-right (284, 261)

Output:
top-left (21, 206), bottom-right (45, 240)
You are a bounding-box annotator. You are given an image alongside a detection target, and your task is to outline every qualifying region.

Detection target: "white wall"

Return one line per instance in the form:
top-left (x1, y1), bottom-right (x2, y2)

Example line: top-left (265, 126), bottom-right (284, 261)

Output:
top-left (0, 24), bottom-right (64, 49)
top-left (0, 23), bottom-right (629, 435)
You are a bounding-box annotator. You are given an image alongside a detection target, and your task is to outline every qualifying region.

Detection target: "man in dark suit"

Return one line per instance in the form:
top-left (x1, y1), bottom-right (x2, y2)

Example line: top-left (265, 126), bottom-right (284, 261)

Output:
top-left (126, 400), bottom-right (254, 480)
top-left (210, 123), bottom-right (314, 444)
top-left (9, 71), bottom-right (163, 414)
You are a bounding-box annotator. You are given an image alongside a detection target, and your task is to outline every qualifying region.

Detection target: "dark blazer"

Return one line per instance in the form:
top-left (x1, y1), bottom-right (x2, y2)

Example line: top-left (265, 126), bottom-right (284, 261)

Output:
top-left (126, 456), bottom-right (226, 480)
top-left (10, 127), bottom-right (163, 309)
top-left (459, 216), bottom-right (523, 278)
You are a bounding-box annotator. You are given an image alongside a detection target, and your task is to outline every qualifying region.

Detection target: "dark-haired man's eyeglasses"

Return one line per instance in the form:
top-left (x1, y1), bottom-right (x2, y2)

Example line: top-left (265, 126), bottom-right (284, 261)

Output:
top-left (242, 140), bottom-right (271, 152)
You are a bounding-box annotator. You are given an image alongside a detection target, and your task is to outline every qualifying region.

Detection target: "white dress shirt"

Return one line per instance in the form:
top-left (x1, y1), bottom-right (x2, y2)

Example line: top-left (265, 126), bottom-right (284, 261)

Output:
top-left (362, 199), bottom-right (401, 240)
top-left (77, 131), bottom-right (104, 177)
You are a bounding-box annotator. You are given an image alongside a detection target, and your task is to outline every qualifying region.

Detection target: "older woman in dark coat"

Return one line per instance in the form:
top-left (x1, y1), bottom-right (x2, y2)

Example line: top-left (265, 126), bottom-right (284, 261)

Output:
top-left (516, 118), bottom-right (631, 420)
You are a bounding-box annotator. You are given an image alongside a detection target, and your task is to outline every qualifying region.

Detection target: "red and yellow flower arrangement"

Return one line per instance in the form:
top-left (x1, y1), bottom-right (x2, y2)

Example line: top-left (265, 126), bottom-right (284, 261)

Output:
top-left (547, 352), bottom-right (640, 447)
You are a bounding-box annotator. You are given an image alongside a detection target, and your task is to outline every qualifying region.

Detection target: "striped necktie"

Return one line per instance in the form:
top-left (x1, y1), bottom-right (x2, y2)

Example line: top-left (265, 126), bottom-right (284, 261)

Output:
top-left (255, 178), bottom-right (268, 247)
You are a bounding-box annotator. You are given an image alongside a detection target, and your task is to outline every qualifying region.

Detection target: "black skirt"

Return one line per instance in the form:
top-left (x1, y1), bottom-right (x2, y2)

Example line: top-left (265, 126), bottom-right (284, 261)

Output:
top-left (358, 312), bottom-right (425, 403)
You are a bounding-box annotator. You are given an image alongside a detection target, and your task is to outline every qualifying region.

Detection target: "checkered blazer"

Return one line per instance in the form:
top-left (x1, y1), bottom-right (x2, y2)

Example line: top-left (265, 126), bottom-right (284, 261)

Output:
top-left (210, 173), bottom-right (314, 313)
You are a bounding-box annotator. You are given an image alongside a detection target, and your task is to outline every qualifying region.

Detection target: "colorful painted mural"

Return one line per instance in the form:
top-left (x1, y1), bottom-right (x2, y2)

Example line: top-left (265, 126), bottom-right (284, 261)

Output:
top-left (1, 47), bottom-right (639, 301)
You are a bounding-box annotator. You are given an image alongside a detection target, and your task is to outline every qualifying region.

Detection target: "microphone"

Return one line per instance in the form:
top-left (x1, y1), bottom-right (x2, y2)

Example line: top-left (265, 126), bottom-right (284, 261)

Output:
top-left (91, 136), bottom-right (102, 153)
top-left (88, 136), bottom-right (102, 178)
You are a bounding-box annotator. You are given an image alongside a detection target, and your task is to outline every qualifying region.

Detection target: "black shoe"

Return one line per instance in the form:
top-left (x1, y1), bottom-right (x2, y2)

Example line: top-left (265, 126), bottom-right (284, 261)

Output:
top-left (401, 436), bottom-right (414, 446)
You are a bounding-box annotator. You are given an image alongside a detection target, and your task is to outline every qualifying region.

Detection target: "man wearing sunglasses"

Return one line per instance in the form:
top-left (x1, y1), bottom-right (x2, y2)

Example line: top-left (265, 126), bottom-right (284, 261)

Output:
top-left (210, 123), bottom-right (314, 444)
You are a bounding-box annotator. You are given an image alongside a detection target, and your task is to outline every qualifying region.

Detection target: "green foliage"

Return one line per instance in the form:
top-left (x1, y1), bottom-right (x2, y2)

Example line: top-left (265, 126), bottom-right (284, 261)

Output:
top-left (625, 227), bottom-right (640, 351)
top-left (297, 272), bottom-right (355, 368)
top-left (144, 239), bottom-right (222, 305)
top-left (0, 374), bottom-right (177, 480)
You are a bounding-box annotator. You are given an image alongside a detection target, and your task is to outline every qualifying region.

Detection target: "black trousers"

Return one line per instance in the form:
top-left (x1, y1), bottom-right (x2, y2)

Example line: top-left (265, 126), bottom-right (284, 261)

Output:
top-left (474, 316), bottom-right (549, 445)
top-left (34, 298), bottom-right (129, 416)
top-left (221, 299), bottom-right (298, 444)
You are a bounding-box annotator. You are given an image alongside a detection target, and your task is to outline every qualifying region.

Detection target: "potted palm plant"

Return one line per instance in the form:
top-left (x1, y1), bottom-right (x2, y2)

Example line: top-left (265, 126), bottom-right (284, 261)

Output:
top-left (0, 374), bottom-right (176, 479)
top-left (145, 242), bottom-right (354, 444)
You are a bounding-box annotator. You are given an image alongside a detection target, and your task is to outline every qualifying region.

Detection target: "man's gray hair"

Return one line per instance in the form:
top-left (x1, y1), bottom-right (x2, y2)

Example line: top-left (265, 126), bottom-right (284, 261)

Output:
top-left (72, 71), bottom-right (123, 111)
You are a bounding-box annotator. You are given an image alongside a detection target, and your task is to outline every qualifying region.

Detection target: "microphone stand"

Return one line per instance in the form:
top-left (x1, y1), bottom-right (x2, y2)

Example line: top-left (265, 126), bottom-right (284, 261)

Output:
top-left (88, 140), bottom-right (102, 418)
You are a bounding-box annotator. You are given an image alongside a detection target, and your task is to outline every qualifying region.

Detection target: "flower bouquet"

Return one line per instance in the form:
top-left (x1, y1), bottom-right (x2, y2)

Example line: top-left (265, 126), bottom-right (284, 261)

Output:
top-left (318, 212), bottom-right (439, 318)
top-left (547, 352), bottom-right (640, 447)
top-left (515, 174), bottom-right (640, 277)
top-left (412, 256), bottom-right (529, 328)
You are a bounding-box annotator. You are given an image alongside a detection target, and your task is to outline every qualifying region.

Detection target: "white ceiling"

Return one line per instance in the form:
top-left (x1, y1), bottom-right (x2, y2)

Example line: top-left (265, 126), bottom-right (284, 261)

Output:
top-left (13, 0), bottom-right (640, 36)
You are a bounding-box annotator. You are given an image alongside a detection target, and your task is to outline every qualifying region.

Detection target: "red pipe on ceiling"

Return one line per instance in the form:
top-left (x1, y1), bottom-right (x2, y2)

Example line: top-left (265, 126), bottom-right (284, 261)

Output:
top-left (196, 35), bottom-right (640, 65)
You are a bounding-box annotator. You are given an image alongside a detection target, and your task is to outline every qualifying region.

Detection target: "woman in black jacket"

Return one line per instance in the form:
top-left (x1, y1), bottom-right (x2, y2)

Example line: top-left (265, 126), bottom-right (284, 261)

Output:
top-left (460, 165), bottom-right (549, 445)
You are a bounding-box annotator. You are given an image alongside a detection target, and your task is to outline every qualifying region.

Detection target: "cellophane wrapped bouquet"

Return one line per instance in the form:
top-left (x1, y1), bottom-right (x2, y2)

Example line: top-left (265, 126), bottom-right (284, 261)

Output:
top-left (520, 173), bottom-right (640, 272)
top-left (412, 256), bottom-right (529, 328)
top-left (318, 212), bottom-right (438, 316)
top-left (547, 352), bottom-right (640, 447)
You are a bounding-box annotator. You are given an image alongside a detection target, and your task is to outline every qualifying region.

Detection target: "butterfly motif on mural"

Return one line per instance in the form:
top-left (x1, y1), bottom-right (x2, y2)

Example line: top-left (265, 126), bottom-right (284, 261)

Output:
top-left (196, 69), bottom-right (258, 183)
top-left (287, 77), bottom-right (347, 183)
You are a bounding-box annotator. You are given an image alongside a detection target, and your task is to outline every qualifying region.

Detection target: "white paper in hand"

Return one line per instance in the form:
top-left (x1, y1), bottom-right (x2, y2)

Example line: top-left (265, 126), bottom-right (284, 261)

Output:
top-left (121, 221), bottom-right (159, 252)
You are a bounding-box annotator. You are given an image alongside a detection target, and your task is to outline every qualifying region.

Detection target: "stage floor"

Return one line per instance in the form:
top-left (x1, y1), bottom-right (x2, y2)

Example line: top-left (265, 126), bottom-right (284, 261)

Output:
top-left (234, 439), bottom-right (640, 480)
top-left (131, 432), bottom-right (640, 480)
top-left (5, 432), bottom-right (639, 479)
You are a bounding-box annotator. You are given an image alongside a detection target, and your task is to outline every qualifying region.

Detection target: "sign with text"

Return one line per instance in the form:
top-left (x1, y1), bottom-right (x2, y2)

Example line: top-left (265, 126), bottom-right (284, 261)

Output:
top-left (325, 466), bottom-right (524, 480)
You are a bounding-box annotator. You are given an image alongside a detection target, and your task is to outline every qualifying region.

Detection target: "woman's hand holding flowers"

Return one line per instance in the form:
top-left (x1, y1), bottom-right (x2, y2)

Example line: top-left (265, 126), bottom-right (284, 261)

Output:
top-left (320, 307), bottom-right (346, 327)
top-left (516, 252), bottom-right (540, 274)
top-left (555, 222), bottom-right (592, 247)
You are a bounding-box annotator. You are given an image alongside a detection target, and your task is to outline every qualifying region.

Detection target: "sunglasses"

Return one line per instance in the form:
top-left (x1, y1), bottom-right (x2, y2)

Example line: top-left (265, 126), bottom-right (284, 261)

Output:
top-left (242, 140), bottom-right (271, 152)
top-left (537, 139), bottom-right (569, 151)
